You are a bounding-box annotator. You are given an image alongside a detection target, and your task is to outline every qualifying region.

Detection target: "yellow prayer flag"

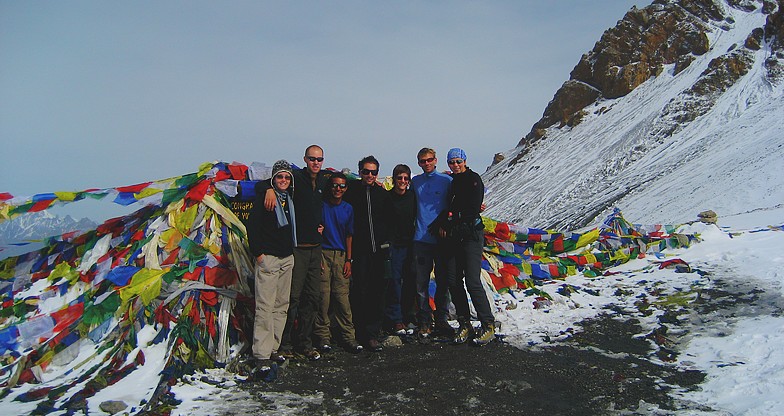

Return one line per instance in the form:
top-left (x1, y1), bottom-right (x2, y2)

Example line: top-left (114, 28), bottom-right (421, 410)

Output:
top-left (202, 194), bottom-right (247, 236)
top-left (54, 192), bottom-right (78, 201)
top-left (482, 217), bottom-right (497, 233)
top-left (173, 204), bottom-right (199, 234)
top-left (576, 228), bottom-right (600, 248)
top-left (135, 187), bottom-right (163, 200)
top-left (48, 262), bottom-right (79, 284)
top-left (120, 268), bottom-right (167, 306)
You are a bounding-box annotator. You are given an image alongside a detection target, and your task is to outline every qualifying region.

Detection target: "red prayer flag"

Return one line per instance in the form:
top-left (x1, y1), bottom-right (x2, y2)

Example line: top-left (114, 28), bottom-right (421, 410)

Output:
top-left (116, 182), bottom-right (152, 193)
top-left (185, 180), bottom-right (211, 202)
top-left (29, 198), bottom-right (55, 212)
top-left (227, 164), bottom-right (248, 180)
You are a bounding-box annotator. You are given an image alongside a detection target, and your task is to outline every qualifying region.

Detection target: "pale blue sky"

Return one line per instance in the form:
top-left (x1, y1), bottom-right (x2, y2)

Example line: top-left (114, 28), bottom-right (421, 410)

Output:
top-left (1, 1), bottom-right (644, 218)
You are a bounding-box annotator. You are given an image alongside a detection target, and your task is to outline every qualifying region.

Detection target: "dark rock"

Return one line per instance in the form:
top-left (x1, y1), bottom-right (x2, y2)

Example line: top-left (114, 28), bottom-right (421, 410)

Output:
top-left (745, 27), bottom-right (764, 50)
top-left (491, 152), bottom-right (505, 166)
top-left (99, 400), bottom-right (128, 415)
top-left (674, 54), bottom-right (696, 75)
top-left (530, 80), bottom-right (600, 132)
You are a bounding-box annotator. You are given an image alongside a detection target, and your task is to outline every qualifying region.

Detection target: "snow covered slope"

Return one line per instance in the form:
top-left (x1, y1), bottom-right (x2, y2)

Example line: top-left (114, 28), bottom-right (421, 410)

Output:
top-left (483, 0), bottom-right (784, 229)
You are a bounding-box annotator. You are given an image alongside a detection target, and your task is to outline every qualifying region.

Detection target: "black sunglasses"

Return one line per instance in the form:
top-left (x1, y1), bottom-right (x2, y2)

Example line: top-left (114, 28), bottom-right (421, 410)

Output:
top-left (418, 157), bottom-right (435, 165)
top-left (306, 156), bottom-right (324, 162)
top-left (274, 174), bottom-right (292, 180)
top-left (395, 175), bottom-right (410, 181)
top-left (331, 183), bottom-right (347, 189)
top-left (447, 159), bottom-right (464, 165)
top-left (360, 168), bottom-right (379, 176)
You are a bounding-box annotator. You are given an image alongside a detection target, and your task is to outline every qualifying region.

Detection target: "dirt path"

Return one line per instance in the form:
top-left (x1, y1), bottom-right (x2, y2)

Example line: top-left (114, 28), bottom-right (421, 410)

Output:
top-left (178, 273), bottom-right (784, 415)
top-left (237, 320), bottom-right (703, 416)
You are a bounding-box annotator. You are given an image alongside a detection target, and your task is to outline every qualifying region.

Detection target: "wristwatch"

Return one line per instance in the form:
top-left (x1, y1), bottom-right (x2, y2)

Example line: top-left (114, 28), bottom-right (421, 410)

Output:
top-left (347, 258), bottom-right (353, 263)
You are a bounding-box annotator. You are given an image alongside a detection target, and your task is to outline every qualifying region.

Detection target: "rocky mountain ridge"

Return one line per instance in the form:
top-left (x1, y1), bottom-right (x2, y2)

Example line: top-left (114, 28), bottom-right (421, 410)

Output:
top-left (483, 0), bottom-right (783, 229)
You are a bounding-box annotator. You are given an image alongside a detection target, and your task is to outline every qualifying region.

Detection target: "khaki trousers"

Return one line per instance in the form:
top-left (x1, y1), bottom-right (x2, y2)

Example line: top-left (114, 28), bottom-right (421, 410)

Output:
top-left (252, 254), bottom-right (294, 360)
top-left (313, 249), bottom-right (356, 346)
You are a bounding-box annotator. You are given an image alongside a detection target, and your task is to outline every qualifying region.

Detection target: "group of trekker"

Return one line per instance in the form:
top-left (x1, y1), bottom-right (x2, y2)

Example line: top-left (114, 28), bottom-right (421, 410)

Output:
top-left (245, 144), bottom-right (495, 371)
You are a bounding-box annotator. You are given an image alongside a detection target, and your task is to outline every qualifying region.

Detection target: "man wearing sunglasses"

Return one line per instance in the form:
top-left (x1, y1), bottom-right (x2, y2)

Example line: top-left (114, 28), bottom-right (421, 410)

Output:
top-left (260, 145), bottom-right (332, 361)
top-left (343, 155), bottom-right (392, 352)
top-left (410, 148), bottom-right (455, 339)
top-left (443, 148), bottom-right (495, 346)
top-left (314, 172), bottom-right (363, 354)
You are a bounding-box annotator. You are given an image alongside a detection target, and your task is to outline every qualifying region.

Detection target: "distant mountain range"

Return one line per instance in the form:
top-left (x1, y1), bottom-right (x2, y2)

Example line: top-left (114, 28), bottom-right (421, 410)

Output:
top-left (0, 210), bottom-right (96, 244)
top-left (483, 0), bottom-right (783, 229)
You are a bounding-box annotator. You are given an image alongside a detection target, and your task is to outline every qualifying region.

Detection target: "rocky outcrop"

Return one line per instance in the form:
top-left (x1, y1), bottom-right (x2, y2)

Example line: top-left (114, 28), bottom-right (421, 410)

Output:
top-left (652, 47), bottom-right (755, 137)
top-left (519, 0), bottom-right (736, 148)
top-left (763, 0), bottom-right (784, 82)
top-left (484, 0), bottom-right (784, 229)
top-left (524, 80), bottom-right (600, 143)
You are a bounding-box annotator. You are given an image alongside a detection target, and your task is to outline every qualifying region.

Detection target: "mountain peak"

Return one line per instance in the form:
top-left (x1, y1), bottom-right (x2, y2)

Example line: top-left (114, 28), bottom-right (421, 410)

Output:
top-left (484, 0), bottom-right (783, 229)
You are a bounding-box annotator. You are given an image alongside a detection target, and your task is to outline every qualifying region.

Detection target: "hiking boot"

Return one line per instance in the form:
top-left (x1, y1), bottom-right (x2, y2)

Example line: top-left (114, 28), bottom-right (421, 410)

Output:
top-left (366, 338), bottom-right (383, 352)
top-left (318, 344), bottom-right (333, 353)
top-left (343, 343), bottom-right (363, 354)
top-left (392, 322), bottom-right (407, 335)
top-left (253, 359), bottom-right (272, 375)
top-left (303, 348), bottom-right (321, 361)
top-left (434, 320), bottom-right (455, 338)
top-left (278, 349), bottom-right (295, 360)
top-left (453, 320), bottom-right (475, 344)
top-left (473, 323), bottom-right (495, 346)
top-left (270, 351), bottom-right (287, 364)
top-left (416, 324), bottom-right (432, 339)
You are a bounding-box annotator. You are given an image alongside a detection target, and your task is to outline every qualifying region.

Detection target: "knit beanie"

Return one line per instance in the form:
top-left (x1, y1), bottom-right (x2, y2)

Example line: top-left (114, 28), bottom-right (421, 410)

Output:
top-left (270, 159), bottom-right (293, 187)
top-left (447, 148), bottom-right (467, 161)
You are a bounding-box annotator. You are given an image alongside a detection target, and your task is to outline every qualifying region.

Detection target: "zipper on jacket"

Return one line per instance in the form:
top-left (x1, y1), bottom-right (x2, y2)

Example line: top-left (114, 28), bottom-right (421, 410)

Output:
top-left (366, 186), bottom-right (376, 253)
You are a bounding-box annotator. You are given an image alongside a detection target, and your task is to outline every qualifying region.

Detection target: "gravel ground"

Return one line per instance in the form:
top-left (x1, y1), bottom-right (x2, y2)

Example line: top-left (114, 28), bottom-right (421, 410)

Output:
top-left (234, 319), bottom-right (704, 416)
top-left (177, 274), bottom-right (783, 416)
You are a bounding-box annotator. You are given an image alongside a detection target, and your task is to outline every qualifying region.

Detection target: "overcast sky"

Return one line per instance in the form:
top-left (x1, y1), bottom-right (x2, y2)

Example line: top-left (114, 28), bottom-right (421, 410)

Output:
top-left (1, 1), bottom-right (645, 207)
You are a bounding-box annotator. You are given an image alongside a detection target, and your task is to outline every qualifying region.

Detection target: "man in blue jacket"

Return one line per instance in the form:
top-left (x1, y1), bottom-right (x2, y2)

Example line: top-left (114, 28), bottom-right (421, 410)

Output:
top-left (410, 148), bottom-right (455, 339)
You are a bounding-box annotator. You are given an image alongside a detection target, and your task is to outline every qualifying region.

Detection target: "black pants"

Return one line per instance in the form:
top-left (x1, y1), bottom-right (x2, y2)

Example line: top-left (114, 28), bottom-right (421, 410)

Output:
top-left (450, 228), bottom-right (494, 325)
top-left (350, 247), bottom-right (388, 343)
top-left (280, 245), bottom-right (322, 351)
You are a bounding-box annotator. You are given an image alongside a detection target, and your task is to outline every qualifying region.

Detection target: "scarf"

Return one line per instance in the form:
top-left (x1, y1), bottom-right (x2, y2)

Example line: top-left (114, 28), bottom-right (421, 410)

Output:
top-left (274, 190), bottom-right (297, 247)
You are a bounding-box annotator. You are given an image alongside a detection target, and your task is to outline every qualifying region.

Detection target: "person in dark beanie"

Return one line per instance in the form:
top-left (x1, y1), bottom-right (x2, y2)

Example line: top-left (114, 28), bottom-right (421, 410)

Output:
top-left (442, 148), bottom-right (495, 346)
top-left (246, 159), bottom-right (296, 369)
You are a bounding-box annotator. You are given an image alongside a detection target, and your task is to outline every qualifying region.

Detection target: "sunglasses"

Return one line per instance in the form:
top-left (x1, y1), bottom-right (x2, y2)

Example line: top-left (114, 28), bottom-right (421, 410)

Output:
top-left (395, 175), bottom-right (410, 182)
top-left (274, 174), bottom-right (292, 180)
top-left (306, 156), bottom-right (324, 162)
top-left (447, 159), bottom-right (464, 165)
top-left (331, 183), bottom-right (347, 189)
top-left (418, 157), bottom-right (435, 165)
top-left (360, 168), bottom-right (379, 176)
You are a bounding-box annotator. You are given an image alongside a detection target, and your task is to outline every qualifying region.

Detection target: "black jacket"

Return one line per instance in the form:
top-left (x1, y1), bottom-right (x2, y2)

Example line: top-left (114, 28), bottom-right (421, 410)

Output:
top-left (246, 191), bottom-right (294, 258)
top-left (430, 168), bottom-right (484, 240)
top-left (256, 167), bottom-right (332, 245)
top-left (388, 188), bottom-right (417, 246)
top-left (448, 167), bottom-right (484, 223)
top-left (344, 180), bottom-right (392, 254)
